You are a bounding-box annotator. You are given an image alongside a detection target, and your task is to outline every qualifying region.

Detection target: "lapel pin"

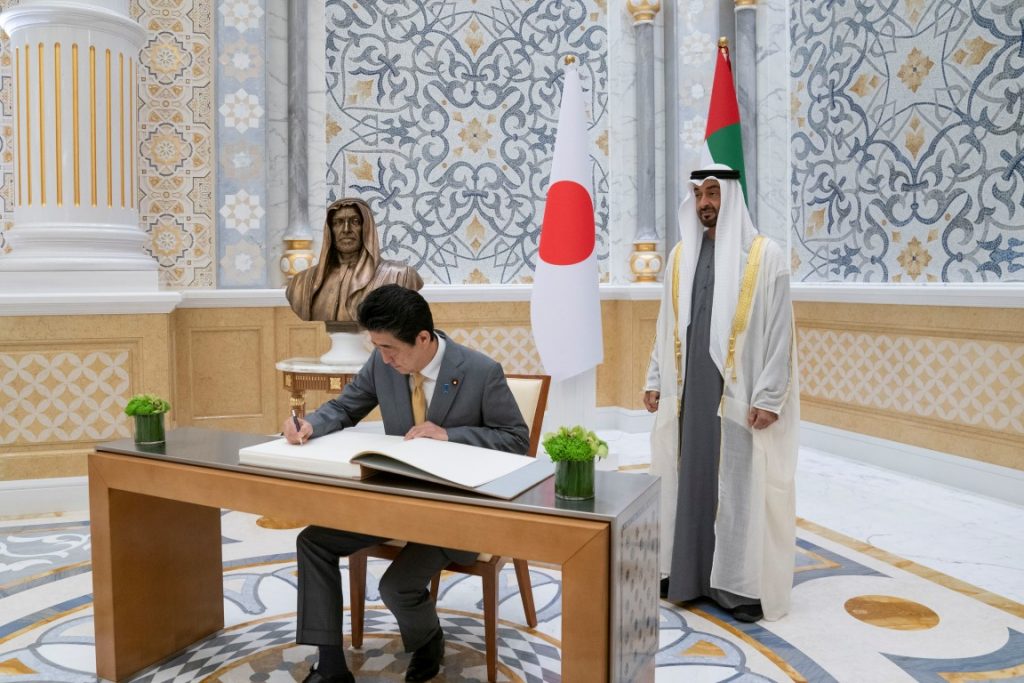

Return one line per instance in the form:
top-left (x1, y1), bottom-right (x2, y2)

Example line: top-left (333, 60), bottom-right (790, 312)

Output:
top-left (451, 378), bottom-right (459, 386)
top-left (443, 383), bottom-right (450, 394)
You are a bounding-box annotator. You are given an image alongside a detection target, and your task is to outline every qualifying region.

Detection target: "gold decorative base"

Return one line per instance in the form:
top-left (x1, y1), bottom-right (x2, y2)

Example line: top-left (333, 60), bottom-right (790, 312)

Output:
top-left (629, 241), bottom-right (663, 282)
top-left (280, 239), bottom-right (315, 279)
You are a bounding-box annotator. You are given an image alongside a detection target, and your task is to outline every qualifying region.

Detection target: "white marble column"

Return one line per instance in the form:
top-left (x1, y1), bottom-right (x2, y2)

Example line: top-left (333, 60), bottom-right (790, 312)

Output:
top-left (627, 0), bottom-right (664, 283)
top-left (279, 0), bottom-right (316, 280)
top-left (0, 0), bottom-right (156, 291)
top-left (734, 0), bottom-right (758, 223)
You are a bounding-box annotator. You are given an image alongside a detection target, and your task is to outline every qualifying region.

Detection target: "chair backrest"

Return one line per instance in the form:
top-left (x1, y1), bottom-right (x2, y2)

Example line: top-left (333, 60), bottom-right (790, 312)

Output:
top-left (505, 374), bottom-right (551, 457)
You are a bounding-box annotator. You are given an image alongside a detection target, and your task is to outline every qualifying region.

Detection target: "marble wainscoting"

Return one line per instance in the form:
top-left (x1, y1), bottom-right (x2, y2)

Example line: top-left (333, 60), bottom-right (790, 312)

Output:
top-left (795, 301), bottom-right (1024, 472)
top-left (0, 313), bottom-right (174, 479)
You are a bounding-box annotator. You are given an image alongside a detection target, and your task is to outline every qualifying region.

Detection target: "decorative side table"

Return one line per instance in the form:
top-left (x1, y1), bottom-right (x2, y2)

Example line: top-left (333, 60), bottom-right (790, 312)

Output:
top-left (275, 358), bottom-right (361, 417)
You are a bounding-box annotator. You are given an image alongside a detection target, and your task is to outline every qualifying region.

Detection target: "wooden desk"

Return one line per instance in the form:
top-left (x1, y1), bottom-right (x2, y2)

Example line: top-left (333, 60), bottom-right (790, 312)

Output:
top-left (90, 428), bottom-right (659, 682)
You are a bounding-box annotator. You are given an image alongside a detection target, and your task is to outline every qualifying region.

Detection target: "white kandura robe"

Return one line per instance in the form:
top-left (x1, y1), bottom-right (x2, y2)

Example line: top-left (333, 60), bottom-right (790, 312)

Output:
top-left (647, 233), bottom-right (799, 621)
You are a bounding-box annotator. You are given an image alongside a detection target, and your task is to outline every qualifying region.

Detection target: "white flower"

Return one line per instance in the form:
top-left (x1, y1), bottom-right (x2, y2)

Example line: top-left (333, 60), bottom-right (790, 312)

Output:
top-left (219, 89), bottom-right (264, 133)
top-left (681, 116), bottom-right (707, 148)
top-left (680, 31), bottom-right (714, 65)
top-left (219, 0), bottom-right (265, 32)
top-left (219, 190), bottom-right (265, 234)
top-left (681, 83), bottom-right (706, 106)
top-left (221, 242), bottom-right (266, 285)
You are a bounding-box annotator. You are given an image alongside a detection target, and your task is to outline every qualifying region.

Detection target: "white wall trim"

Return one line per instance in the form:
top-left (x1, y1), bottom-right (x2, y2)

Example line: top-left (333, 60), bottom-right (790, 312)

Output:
top-left (0, 291), bottom-right (182, 316)
top-left (175, 283), bottom-right (665, 308)
top-left (4, 282), bottom-right (1021, 316)
top-left (0, 476), bottom-right (88, 518)
top-left (593, 406), bottom-right (656, 433)
top-left (792, 282), bottom-right (1024, 308)
top-left (177, 289), bottom-right (289, 308)
top-left (800, 421), bottom-right (1024, 506)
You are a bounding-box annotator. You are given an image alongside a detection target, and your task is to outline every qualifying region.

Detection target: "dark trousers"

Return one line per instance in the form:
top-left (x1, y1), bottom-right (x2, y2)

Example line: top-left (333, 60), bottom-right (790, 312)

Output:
top-left (295, 525), bottom-right (456, 652)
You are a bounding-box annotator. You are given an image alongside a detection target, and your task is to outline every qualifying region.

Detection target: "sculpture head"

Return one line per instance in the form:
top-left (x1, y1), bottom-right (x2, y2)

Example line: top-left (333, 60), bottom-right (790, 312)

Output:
top-left (330, 205), bottom-right (364, 260)
top-left (285, 197), bottom-right (422, 324)
top-left (325, 200), bottom-right (375, 267)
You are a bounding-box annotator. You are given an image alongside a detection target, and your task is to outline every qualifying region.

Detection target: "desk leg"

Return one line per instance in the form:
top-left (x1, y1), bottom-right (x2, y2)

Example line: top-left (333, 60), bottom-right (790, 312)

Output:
top-left (561, 528), bottom-right (610, 682)
top-left (90, 461), bottom-right (224, 681)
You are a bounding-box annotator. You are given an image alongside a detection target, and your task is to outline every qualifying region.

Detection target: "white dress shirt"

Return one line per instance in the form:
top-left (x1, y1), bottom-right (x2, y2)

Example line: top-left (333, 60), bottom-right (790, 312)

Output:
top-left (409, 333), bottom-right (446, 411)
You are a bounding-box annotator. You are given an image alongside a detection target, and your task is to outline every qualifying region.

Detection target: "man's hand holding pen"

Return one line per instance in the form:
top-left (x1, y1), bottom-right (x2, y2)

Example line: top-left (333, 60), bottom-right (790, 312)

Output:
top-left (284, 409), bottom-right (313, 445)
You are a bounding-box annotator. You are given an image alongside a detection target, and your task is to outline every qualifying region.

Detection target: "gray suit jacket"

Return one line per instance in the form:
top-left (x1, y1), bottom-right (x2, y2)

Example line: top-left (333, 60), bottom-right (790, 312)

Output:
top-left (305, 332), bottom-right (530, 455)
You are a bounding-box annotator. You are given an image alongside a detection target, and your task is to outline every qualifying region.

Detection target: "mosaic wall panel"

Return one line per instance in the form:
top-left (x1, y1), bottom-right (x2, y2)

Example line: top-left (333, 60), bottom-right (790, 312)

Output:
top-left (0, 348), bottom-right (132, 446)
top-left (0, 0), bottom-right (20, 255)
top-left (445, 326), bottom-right (543, 375)
top-left (215, 0), bottom-right (268, 287)
top-left (790, 0), bottom-right (1024, 282)
top-left (133, 0), bottom-right (215, 287)
top-left (798, 328), bottom-right (1024, 436)
top-left (324, 0), bottom-right (609, 285)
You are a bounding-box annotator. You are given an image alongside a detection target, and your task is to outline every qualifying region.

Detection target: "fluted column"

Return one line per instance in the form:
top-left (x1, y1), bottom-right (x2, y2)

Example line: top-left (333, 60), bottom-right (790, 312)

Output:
top-left (734, 0), bottom-right (758, 223)
top-left (0, 0), bottom-right (156, 291)
top-left (280, 0), bottom-right (315, 279)
top-left (627, 0), bottom-right (664, 283)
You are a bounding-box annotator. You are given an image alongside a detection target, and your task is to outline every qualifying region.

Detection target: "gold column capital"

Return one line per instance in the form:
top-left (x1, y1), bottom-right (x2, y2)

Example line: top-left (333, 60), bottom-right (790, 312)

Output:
top-left (627, 0), bottom-right (661, 24)
top-left (735, 0), bottom-right (758, 6)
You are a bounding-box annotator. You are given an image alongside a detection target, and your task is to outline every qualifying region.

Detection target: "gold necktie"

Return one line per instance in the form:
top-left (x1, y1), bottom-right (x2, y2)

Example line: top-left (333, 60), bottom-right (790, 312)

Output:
top-left (411, 372), bottom-right (427, 425)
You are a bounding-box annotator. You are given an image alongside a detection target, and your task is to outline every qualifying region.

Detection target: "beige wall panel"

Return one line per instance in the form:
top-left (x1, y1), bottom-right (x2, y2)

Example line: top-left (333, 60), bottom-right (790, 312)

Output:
top-left (188, 329), bottom-right (263, 417)
top-left (597, 300), bottom-right (659, 409)
top-left (0, 314), bottom-right (173, 480)
top-left (2, 450), bottom-right (88, 479)
top-left (173, 308), bottom-right (277, 435)
top-left (794, 302), bottom-right (1023, 471)
top-left (432, 302), bottom-right (543, 375)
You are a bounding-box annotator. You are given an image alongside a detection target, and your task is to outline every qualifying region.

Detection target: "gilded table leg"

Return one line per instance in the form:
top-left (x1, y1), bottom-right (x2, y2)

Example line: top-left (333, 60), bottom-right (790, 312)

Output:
top-left (283, 371), bottom-right (307, 418)
top-left (90, 456), bottom-right (224, 681)
top-left (560, 527), bottom-right (610, 682)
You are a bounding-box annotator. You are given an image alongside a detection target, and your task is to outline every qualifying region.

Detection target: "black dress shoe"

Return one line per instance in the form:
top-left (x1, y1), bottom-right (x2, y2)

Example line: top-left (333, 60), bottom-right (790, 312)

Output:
top-left (302, 665), bottom-right (355, 683)
top-left (659, 577), bottom-right (670, 599)
top-left (731, 603), bottom-right (763, 623)
top-left (405, 628), bottom-right (444, 682)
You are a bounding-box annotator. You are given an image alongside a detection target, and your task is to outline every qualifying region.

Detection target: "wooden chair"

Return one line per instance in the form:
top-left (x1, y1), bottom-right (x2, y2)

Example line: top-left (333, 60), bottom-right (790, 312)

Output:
top-left (348, 373), bottom-right (551, 682)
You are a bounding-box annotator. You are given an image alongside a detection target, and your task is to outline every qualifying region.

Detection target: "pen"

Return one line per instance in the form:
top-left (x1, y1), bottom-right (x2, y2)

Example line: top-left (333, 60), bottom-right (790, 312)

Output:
top-left (291, 409), bottom-right (304, 445)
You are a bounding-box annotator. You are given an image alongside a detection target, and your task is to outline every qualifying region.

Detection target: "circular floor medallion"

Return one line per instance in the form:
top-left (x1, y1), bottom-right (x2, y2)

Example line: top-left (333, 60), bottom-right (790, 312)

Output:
top-left (844, 594), bottom-right (940, 631)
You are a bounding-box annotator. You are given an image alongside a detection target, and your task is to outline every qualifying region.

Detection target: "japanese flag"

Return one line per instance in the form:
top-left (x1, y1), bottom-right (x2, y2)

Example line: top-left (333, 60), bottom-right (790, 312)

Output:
top-left (530, 66), bottom-right (603, 382)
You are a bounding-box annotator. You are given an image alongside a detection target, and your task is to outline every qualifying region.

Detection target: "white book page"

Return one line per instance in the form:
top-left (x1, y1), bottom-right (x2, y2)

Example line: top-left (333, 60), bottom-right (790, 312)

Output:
top-left (355, 438), bottom-right (534, 489)
top-left (240, 430), bottom-right (533, 489)
top-left (238, 431), bottom-right (408, 478)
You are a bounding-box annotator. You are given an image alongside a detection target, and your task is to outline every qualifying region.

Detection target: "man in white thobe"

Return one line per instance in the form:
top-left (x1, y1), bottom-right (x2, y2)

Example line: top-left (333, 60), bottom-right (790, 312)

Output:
top-left (644, 163), bottom-right (799, 622)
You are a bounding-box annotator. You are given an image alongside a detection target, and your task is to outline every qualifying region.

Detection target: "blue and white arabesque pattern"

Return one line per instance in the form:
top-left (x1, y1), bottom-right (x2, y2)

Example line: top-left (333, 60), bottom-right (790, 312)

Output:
top-left (790, 0), bottom-right (1023, 282)
top-left (324, 0), bottom-right (609, 284)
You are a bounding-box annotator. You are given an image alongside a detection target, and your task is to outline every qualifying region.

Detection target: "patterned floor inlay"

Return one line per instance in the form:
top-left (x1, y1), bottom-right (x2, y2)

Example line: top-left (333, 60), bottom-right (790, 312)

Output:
top-left (2, 510), bottom-right (1024, 682)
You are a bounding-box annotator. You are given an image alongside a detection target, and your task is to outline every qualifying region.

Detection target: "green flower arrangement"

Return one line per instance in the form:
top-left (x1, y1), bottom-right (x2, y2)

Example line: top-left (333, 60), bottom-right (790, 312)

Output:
top-left (542, 426), bottom-right (608, 462)
top-left (123, 393), bottom-right (171, 416)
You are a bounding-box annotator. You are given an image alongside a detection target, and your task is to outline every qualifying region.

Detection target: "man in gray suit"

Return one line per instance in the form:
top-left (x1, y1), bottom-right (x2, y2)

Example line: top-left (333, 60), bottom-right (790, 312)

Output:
top-left (283, 284), bottom-right (530, 683)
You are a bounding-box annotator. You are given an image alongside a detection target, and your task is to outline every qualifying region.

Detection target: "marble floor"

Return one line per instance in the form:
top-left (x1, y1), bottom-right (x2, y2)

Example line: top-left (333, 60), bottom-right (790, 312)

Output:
top-left (1, 434), bottom-right (1023, 682)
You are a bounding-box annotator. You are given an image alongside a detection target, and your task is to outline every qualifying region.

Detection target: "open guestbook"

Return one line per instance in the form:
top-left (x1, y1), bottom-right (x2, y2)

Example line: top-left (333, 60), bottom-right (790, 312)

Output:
top-left (238, 430), bottom-right (553, 499)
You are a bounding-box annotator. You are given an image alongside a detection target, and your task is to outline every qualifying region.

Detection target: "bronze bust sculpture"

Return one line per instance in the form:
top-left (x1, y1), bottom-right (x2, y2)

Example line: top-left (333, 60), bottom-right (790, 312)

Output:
top-left (286, 197), bottom-right (423, 324)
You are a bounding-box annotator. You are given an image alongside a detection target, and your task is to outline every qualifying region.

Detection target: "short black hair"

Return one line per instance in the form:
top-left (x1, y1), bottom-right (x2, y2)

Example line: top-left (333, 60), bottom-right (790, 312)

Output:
top-left (357, 284), bottom-right (435, 345)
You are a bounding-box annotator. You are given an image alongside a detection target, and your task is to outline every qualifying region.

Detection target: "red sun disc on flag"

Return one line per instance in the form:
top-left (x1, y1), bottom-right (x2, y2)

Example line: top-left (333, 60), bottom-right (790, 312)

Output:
top-left (538, 181), bottom-right (595, 265)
